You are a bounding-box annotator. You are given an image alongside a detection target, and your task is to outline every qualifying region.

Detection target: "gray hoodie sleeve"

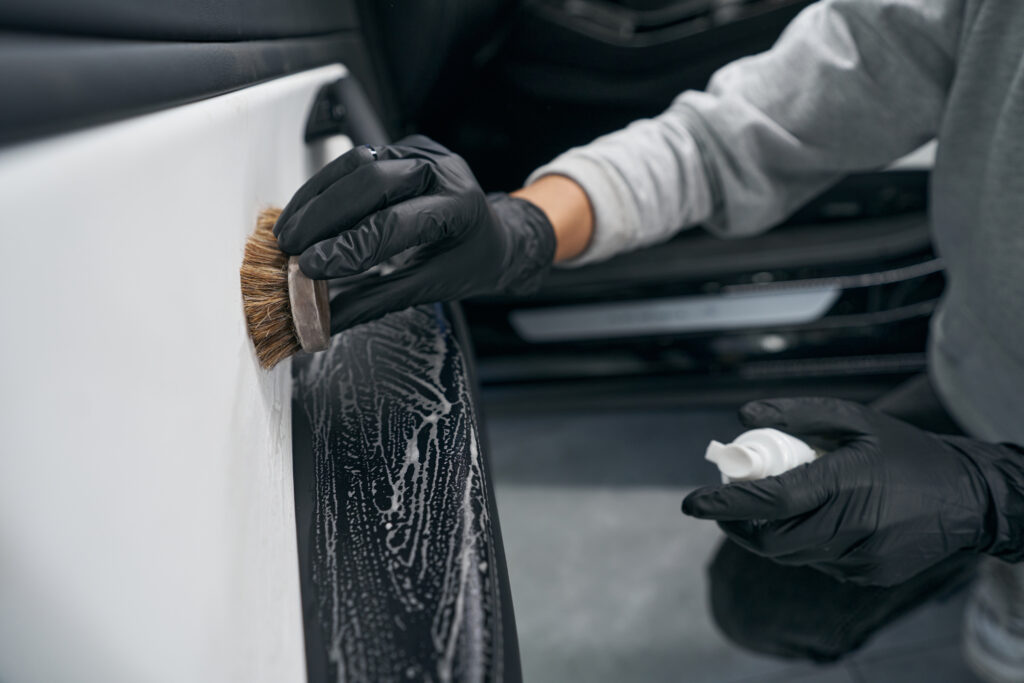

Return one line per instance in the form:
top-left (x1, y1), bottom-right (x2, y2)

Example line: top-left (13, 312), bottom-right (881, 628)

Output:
top-left (527, 0), bottom-right (966, 267)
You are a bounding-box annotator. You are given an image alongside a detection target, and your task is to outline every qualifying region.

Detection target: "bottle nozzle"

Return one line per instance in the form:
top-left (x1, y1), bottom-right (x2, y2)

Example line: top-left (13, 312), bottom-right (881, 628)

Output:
top-left (704, 429), bottom-right (819, 483)
top-left (705, 440), bottom-right (759, 482)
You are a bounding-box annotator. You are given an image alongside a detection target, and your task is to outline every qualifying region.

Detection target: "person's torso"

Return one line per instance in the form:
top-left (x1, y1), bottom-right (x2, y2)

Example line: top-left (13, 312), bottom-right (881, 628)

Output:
top-left (928, 0), bottom-right (1024, 442)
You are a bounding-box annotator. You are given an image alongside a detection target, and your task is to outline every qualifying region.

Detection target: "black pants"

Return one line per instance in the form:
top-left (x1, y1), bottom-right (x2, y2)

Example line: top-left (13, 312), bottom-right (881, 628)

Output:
top-left (708, 375), bottom-right (974, 662)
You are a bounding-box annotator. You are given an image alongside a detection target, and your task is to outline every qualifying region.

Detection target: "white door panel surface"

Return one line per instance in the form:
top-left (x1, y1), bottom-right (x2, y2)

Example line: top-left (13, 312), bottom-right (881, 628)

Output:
top-left (0, 64), bottom-right (352, 683)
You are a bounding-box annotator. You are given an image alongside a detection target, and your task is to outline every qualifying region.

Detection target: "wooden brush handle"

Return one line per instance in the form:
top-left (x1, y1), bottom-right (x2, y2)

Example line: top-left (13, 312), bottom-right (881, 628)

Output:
top-left (287, 257), bottom-right (330, 352)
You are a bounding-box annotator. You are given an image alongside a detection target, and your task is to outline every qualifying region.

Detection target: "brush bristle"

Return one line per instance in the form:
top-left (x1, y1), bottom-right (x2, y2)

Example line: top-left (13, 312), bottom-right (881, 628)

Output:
top-left (240, 207), bottom-right (301, 369)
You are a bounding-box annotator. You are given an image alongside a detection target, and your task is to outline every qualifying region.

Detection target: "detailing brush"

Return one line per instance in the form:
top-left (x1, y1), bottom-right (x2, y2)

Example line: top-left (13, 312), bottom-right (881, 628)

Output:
top-left (240, 208), bottom-right (330, 369)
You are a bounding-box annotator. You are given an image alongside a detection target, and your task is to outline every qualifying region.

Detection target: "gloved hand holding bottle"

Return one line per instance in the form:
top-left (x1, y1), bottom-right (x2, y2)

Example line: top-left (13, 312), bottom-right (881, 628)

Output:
top-left (273, 135), bottom-right (573, 333)
top-left (682, 397), bottom-right (1024, 587)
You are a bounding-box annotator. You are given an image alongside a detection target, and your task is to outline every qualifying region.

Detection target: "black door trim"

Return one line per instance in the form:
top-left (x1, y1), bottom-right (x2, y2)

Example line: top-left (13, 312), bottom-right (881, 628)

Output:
top-left (0, 31), bottom-right (386, 147)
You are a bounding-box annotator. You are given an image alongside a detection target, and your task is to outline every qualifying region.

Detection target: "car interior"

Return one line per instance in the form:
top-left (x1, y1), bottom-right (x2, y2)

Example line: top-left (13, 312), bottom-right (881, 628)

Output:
top-left (355, 0), bottom-right (939, 414)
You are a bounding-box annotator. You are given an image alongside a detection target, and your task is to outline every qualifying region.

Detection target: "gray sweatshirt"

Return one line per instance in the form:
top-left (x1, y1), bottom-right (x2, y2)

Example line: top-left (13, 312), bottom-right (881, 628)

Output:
top-left (528, 0), bottom-right (1024, 444)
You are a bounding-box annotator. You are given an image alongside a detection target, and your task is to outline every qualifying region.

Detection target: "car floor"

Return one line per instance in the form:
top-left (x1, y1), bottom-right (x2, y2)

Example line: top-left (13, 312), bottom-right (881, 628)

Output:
top-left (482, 404), bottom-right (984, 683)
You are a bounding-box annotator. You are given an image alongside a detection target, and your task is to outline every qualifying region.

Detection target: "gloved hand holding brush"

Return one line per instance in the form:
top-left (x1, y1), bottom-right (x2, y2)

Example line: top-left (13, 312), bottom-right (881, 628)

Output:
top-left (273, 135), bottom-right (557, 333)
top-left (682, 398), bottom-right (1024, 587)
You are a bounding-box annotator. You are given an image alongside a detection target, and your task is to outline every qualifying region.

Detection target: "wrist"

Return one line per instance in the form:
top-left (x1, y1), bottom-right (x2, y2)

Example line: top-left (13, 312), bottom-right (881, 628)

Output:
top-left (952, 438), bottom-right (1024, 560)
top-left (511, 174), bottom-right (594, 263)
top-left (985, 442), bottom-right (1024, 560)
top-left (486, 193), bottom-right (556, 295)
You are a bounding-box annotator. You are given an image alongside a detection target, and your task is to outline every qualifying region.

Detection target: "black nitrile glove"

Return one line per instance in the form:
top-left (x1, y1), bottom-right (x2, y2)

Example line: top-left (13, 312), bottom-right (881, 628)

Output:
top-left (273, 135), bottom-right (556, 333)
top-left (682, 397), bottom-right (1024, 586)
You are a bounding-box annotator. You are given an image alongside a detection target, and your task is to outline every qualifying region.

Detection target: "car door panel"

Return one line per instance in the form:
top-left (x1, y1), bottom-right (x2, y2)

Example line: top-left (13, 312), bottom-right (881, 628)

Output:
top-left (1, 22), bottom-right (521, 677)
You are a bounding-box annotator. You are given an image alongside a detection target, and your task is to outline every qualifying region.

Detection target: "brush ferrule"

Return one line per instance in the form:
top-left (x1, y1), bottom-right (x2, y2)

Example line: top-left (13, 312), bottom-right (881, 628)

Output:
top-left (287, 257), bottom-right (331, 353)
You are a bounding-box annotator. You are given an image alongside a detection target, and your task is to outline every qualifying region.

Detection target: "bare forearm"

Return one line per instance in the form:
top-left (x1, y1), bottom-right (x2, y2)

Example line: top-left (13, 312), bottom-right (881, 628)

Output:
top-left (511, 174), bottom-right (594, 263)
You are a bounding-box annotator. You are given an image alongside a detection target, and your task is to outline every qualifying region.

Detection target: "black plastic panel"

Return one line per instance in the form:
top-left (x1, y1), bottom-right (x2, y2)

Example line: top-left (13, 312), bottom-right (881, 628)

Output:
top-left (291, 304), bottom-right (521, 683)
top-left (0, 0), bottom-right (358, 41)
top-left (0, 31), bottom-right (386, 146)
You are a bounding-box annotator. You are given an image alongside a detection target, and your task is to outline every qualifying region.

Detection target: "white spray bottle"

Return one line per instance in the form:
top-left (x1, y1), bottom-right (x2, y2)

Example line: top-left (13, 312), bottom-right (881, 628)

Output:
top-left (705, 428), bottom-right (819, 483)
